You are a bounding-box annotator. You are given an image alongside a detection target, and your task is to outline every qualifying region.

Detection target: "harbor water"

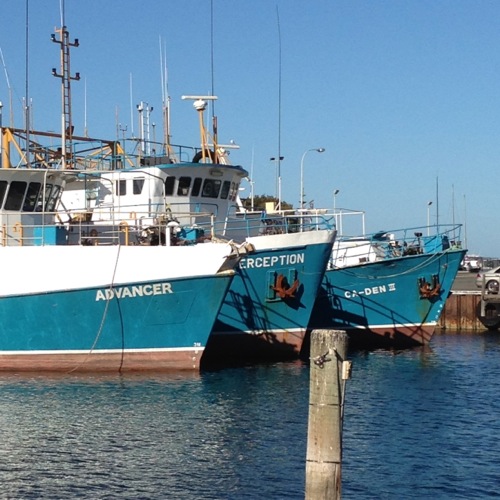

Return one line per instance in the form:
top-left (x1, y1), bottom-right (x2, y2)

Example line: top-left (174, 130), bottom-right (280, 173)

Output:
top-left (0, 332), bottom-right (499, 499)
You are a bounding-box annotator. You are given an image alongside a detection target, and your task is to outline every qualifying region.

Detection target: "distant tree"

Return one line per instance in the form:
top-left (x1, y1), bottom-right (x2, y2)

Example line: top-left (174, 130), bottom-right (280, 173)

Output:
top-left (241, 194), bottom-right (293, 211)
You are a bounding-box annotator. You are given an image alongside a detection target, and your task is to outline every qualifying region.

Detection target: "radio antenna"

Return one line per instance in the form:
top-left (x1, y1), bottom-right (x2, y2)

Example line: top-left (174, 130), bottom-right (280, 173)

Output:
top-left (0, 47), bottom-right (15, 128)
top-left (25, 0), bottom-right (31, 167)
top-left (275, 5), bottom-right (283, 210)
top-left (159, 36), bottom-right (171, 154)
top-left (210, 0), bottom-right (218, 149)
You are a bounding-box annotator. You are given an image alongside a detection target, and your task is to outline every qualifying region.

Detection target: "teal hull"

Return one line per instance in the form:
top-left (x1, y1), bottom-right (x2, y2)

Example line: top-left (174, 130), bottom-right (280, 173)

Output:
top-left (0, 273), bottom-right (233, 371)
top-left (206, 234), bottom-right (335, 362)
top-left (309, 248), bottom-right (466, 347)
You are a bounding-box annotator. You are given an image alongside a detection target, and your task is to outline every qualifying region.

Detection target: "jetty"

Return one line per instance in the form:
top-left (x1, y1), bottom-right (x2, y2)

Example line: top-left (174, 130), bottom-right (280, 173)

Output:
top-left (440, 270), bottom-right (500, 331)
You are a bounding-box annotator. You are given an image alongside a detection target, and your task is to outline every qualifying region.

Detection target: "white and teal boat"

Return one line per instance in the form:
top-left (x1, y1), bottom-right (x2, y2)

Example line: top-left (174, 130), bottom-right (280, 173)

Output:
top-left (308, 211), bottom-right (467, 348)
top-left (0, 163), bottom-right (238, 372)
top-left (52, 96), bottom-right (336, 362)
top-left (1, 18), bottom-right (335, 364)
top-left (2, 12), bottom-right (335, 364)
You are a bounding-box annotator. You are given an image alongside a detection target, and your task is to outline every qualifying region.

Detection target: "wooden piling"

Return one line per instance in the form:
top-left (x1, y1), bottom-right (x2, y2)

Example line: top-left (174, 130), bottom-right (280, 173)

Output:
top-left (305, 329), bottom-right (349, 500)
top-left (439, 291), bottom-right (495, 331)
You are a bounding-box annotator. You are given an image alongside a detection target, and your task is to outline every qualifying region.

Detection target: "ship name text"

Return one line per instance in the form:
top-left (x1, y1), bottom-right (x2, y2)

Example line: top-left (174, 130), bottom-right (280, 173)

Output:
top-left (239, 253), bottom-right (305, 270)
top-left (344, 283), bottom-right (396, 298)
top-left (96, 283), bottom-right (173, 301)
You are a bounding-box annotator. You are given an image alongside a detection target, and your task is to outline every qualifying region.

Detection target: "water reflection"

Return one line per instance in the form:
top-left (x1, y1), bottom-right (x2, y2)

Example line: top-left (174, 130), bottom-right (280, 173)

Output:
top-left (343, 332), bottom-right (500, 499)
top-left (0, 334), bottom-right (498, 498)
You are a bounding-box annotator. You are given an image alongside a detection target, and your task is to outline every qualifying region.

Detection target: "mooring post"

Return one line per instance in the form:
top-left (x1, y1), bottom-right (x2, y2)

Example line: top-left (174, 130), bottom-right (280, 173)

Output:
top-left (305, 329), bottom-right (350, 500)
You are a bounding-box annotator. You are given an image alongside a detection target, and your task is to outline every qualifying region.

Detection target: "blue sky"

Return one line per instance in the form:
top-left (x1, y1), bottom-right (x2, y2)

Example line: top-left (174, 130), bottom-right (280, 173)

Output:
top-left (1, 1), bottom-right (500, 256)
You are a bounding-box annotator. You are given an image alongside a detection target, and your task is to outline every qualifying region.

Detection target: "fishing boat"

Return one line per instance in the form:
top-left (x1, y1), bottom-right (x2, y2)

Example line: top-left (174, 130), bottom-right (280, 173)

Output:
top-left (308, 210), bottom-right (467, 348)
top-left (0, 161), bottom-right (243, 371)
top-left (1, 17), bottom-right (334, 364)
top-left (51, 95), bottom-right (336, 362)
top-left (207, 222), bottom-right (335, 362)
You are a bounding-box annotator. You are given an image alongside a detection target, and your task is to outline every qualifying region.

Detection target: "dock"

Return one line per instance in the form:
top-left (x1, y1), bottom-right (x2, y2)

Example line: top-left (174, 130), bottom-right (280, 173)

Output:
top-left (439, 271), bottom-right (500, 331)
top-left (439, 291), bottom-right (484, 330)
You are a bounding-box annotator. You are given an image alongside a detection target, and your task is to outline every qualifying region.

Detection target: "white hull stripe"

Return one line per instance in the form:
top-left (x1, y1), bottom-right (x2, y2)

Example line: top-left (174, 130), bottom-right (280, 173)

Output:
top-left (348, 321), bottom-right (437, 330)
top-left (215, 327), bottom-right (304, 336)
top-left (0, 347), bottom-right (205, 355)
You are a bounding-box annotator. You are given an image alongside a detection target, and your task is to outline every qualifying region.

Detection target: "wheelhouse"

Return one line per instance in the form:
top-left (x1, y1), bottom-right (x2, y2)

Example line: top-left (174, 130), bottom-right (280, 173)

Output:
top-left (0, 169), bottom-right (66, 247)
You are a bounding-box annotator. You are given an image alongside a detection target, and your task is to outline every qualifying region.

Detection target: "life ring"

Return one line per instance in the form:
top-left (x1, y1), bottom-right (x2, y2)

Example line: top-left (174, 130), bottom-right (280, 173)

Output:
top-left (192, 149), bottom-right (215, 163)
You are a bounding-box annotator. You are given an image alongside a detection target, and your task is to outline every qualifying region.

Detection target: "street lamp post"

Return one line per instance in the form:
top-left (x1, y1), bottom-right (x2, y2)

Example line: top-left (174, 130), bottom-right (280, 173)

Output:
top-left (300, 147), bottom-right (325, 209)
top-left (427, 200), bottom-right (433, 236)
top-left (270, 156), bottom-right (284, 210)
top-left (333, 189), bottom-right (340, 211)
top-left (333, 189), bottom-right (340, 234)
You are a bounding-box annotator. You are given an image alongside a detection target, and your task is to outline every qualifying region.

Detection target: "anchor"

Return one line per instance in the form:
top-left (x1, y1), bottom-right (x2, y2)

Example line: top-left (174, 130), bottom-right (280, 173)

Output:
top-left (270, 273), bottom-right (300, 299)
top-left (418, 274), bottom-right (441, 299)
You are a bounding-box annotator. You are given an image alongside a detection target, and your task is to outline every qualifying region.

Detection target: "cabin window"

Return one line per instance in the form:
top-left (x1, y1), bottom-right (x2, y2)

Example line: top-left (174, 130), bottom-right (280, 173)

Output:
top-left (230, 182), bottom-right (238, 201)
top-left (4, 181), bottom-right (27, 211)
top-left (116, 179), bottom-right (126, 196)
top-left (133, 178), bottom-right (145, 195)
top-left (191, 177), bottom-right (202, 197)
top-left (43, 184), bottom-right (54, 211)
top-left (46, 185), bottom-right (61, 212)
top-left (0, 181), bottom-right (8, 208)
top-left (220, 180), bottom-right (231, 200)
top-left (23, 182), bottom-right (42, 212)
top-left (164, 176), bottom-right (175, 196)
top-left (177, 177), bottom-right (191, 196)
top-left (201, 179), bottom-right (221, 198)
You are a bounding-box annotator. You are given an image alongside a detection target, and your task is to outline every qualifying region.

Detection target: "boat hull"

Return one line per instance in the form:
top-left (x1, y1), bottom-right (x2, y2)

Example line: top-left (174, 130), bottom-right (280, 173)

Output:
top-left (0, 245), bottom-right (234, 372)
top-left (308, 248), bottom-right (466, 348)
top-left (205, 230), bottom-right (336, 363)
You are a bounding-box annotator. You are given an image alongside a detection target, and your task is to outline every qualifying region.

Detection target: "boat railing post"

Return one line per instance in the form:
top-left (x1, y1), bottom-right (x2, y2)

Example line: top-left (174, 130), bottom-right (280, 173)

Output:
top-left (119, 221), bottom-right (129, 246)
top-left (13, 222), bottom-right (23, 246)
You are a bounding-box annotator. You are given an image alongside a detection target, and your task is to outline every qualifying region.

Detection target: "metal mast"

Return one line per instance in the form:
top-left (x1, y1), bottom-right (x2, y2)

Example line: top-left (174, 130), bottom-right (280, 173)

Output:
top-left (51, 26), bottom-right (80, 169)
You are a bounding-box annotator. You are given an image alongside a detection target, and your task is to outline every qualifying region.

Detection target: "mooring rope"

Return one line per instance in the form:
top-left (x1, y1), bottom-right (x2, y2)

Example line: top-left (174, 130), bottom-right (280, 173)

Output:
top-left (67, 244), bottom-right (122, 373)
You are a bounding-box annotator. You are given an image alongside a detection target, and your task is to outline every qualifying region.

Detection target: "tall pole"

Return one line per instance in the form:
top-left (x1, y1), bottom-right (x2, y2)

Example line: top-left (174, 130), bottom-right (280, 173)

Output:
top-left (137, 102), bottom-right (144, 157)
top-left (300, 148), bottom-right (325, 209)
top-left (51, 25), bottom-right (80, 169)
top-left (270, 156), bottom-right (284, 209)
top-left (306, 329), bottom-right (350, 499)
top-left (333, 189), bottom-right (339, 211)
top-left (427, 201), bottom-right (433, 236)
top-left (464, 194), bottom-right (468, 250)
top-left (275, 7), bottom-right (282, 211)
top-left (333, 189), bottom-right (340, 234)
top-left (25, 0), bottom-right (30, 168)
top-left (435, 176), bottom-right (439, 229)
